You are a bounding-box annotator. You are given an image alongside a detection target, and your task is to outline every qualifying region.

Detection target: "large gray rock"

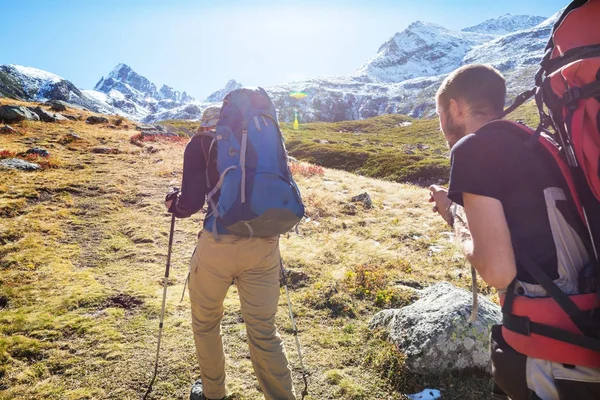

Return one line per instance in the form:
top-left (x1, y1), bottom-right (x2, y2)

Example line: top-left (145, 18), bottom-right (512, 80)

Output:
top-left (0, 158), bottom-right (40, 171)
top-left (28, 106), bottom-right (61, 122)
top-left (86, 115), bottom-right (108, 124)
top-left (370, 282), bottom-right (501, 374)
top-left (45, 100), bottom-right (67, 112)
top-left (0, 105), bottom-right (40, 123)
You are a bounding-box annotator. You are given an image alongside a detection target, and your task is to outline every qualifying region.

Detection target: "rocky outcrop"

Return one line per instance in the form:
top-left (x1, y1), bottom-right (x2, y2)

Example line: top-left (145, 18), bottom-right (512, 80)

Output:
top-left (28, 106), bottom-right (66, 122)
top-left (370, 282), bottom-right (501, 374)
top-left (0, 105), bottom-right (40, 123)
top-left (0, 158), bottom-right (40, 171)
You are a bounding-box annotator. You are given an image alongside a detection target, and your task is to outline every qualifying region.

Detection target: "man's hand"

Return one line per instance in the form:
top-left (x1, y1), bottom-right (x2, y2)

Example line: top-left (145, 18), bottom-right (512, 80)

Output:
top-left (164, 188), bottom-right (180, 213)
top-left (429, 185), bottom-right (453, 226)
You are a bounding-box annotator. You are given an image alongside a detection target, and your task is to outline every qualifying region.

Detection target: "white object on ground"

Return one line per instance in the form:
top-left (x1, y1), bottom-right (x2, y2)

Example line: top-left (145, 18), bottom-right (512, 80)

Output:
top-left (407, 388), bottom-right (441, 400)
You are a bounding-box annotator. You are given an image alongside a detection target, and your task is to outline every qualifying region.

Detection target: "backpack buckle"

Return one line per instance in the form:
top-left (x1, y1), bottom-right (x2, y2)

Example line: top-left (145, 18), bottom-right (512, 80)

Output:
top-left (503, 314), bottom-right (531, 336)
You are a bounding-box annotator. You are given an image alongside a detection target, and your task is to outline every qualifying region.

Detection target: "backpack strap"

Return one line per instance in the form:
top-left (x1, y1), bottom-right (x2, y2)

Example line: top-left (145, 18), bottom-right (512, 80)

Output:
top-left (240, 121), bottom-right (248, 204)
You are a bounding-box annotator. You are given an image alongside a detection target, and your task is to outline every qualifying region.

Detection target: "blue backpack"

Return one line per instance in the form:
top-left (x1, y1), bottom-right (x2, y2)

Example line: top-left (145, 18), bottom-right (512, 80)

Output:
top-left (202, 87), bottom-right (304, 238)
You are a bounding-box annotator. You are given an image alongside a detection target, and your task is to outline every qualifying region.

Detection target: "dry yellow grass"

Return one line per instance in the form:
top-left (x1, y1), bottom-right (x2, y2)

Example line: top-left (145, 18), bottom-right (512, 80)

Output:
top-left (0, 100), bottom-right (494, 400)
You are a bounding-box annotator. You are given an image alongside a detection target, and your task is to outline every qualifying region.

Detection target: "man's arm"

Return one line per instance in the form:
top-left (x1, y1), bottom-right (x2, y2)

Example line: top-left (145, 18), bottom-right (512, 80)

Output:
top-left (431, 186), bottom-right (516, 290)
top-left (461, 192), bottom-right (516, 290)
top-left (164, 135), bottom-right (208, 218)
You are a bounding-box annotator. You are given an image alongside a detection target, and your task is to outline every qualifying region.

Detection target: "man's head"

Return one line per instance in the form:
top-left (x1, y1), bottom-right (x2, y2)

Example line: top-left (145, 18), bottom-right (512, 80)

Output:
top-left (436, 64), bottom-right (506, 148)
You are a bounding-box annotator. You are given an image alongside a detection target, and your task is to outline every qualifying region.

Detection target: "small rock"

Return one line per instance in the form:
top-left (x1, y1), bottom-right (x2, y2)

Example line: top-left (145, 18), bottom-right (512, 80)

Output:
top-left (341, 203), bottom-right (358, 215)
top-left (59, 132), bottom-right (82, 145)
top-left (63, 114), bottom-right (78, 121)
top-left (86, 116), bottom-right (109, 125)
top-left (146, 146), bottom-right (159, 154)
top-left (25, 147), bottom-right (50, 157)
top-left (287, 156), bottom-right (299, 164)
top-left (350, 142), bottom-right (363, 147)
top-left (405, 150), bottom-right (415, 155)
top-left (114, 118), bottom-right (123, 126)
top-left (417, 144), bottom-right (430, 150)
top-left (0, 125), bottom-right (16, 134)
top-left (350, 192), bottom-right (373, 209)
top-left (108, 125), bottom-right (117, 129)
top-left (0, 158), bottom-right (40, 171)
top-left (91, 147), bottom-right (120, 154)
top-left (0, 105), bottom-right (40, 123)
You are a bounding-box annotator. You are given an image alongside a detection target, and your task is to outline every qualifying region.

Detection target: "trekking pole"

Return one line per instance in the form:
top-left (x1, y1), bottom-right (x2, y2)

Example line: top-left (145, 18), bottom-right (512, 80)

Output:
top-left (280, 261), bottom-right (309, 400)
top-left (450, 203), bottom-right (479, 323)
top-left (143, 188), bottom-right (179, 400)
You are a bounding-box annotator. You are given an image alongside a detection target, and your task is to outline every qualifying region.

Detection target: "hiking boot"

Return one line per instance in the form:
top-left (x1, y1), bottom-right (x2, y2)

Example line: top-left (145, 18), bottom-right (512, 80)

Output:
top-left (189, 379), bottom-right (224, 400)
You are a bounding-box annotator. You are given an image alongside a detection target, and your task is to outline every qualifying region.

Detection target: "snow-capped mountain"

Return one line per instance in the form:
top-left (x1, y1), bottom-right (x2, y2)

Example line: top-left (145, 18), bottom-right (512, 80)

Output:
top-left (88, 63), bottom-right (198, 121)
top-left (0, 64), bottom-right (123, 115)
top-left (462, 14), bottom-right (546, 35)
top-left (267, 12), bottom-right (556, 121)
top-left (0, 11), bottom-right (560, 123)
top-left (206, 80), bottom-right (243, 102)
top-left (354, 22), bottom-right (494, 83)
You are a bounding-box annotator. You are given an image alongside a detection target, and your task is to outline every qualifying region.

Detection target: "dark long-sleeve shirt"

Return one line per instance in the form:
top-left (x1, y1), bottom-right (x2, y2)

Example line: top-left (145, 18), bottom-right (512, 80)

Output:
top-left (174, 134), bottom-right (217, 219)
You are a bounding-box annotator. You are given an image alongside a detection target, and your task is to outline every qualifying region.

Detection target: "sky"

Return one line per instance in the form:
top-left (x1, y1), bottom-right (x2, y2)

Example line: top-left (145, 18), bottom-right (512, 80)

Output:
top-left (0, 0), bottom-right (567, 100)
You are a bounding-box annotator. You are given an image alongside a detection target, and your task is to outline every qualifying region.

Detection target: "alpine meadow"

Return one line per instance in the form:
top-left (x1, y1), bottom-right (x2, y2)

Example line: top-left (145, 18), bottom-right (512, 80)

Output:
top-left (2, 1), bottom-right (592, 400)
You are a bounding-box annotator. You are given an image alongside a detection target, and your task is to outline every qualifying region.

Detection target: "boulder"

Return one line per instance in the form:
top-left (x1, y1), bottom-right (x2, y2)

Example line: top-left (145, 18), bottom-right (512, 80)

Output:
top-left (25, 147), bottom-right (50, 157)
top-left (0, 125), bottom-right (16, 134)
top-left (45, 100), bottom-right (67, 112)
top-left (0, 158), bottom-right (40, 171)
top-left (86, 116), bottom-right (109, 124)
top-left (370, 282), bottom-right (501, 374)
top-left (0, 105), bottom-right (40, 123)
top-left (28, 107), bottom-right (61, 123)
top-left (63, 114), bottom-right (78, 121)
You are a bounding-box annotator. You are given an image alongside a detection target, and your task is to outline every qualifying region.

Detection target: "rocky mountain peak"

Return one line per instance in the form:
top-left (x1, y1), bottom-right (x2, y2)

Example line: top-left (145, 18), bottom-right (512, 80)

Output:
top-left (206, 79), bottom-right (243, 102)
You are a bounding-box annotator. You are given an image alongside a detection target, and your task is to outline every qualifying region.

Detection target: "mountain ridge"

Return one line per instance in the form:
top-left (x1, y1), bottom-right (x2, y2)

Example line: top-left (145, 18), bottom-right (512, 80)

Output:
top-left (0, 12), bottom-right (556, 123)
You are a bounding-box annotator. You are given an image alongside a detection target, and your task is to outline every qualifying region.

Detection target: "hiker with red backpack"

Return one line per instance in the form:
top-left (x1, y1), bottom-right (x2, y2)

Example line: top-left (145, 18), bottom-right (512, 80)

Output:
top-left (430, 57), bottom-right (600, 399)
top-left (165, 87), bottom-right (304, 400)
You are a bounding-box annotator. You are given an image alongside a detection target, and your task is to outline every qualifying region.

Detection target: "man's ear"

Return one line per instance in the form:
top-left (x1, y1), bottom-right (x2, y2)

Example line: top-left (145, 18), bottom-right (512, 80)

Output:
top-left (449, 98), bottom-right (467, 124)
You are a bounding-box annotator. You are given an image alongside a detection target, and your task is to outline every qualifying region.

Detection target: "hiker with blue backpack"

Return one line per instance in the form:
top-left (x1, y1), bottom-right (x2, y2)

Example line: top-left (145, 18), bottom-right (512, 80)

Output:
top-left (165, 87), bottom-right (304, 400)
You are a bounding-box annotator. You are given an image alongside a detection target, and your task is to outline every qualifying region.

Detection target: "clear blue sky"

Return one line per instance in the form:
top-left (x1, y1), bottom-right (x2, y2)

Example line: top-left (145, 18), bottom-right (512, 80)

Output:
top-left (0, 0), bottom-right (566, 100)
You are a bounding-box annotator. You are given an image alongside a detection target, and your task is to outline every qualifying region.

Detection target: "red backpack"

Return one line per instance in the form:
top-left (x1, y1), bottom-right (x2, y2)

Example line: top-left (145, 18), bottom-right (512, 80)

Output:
top-left (501, 0), bottom-right (600, 366)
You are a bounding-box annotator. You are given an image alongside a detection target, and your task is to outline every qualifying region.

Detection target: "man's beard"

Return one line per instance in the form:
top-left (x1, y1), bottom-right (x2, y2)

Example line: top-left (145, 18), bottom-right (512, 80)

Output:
top-left (445, 115), bottom-right (466, 149)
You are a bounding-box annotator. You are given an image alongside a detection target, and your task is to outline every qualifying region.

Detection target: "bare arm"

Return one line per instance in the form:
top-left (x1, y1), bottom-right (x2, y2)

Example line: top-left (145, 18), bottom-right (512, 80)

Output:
top-left (430, 186), bottom-right (516, 290)
top-left (461, 193), bottom-right (516, 290)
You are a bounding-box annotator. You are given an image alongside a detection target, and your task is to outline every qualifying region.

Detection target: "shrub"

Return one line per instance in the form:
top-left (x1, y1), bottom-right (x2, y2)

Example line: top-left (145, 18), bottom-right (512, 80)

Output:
top-left (289, 163), bottom-right (324, 178)
top-left (0, 150), bottom-right (16, 159)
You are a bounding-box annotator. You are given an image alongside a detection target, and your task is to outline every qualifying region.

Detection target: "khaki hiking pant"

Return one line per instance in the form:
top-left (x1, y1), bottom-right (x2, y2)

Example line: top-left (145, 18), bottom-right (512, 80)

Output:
top-left (188, 231), bottom-right (296, 400)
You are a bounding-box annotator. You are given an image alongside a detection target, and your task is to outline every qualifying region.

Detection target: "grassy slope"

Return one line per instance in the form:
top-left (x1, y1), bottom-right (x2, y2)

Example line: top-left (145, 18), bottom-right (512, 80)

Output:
top-left (0, 102), bottom-right (539, 399)
top-left (160, 101), bottom-right (540, 185)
